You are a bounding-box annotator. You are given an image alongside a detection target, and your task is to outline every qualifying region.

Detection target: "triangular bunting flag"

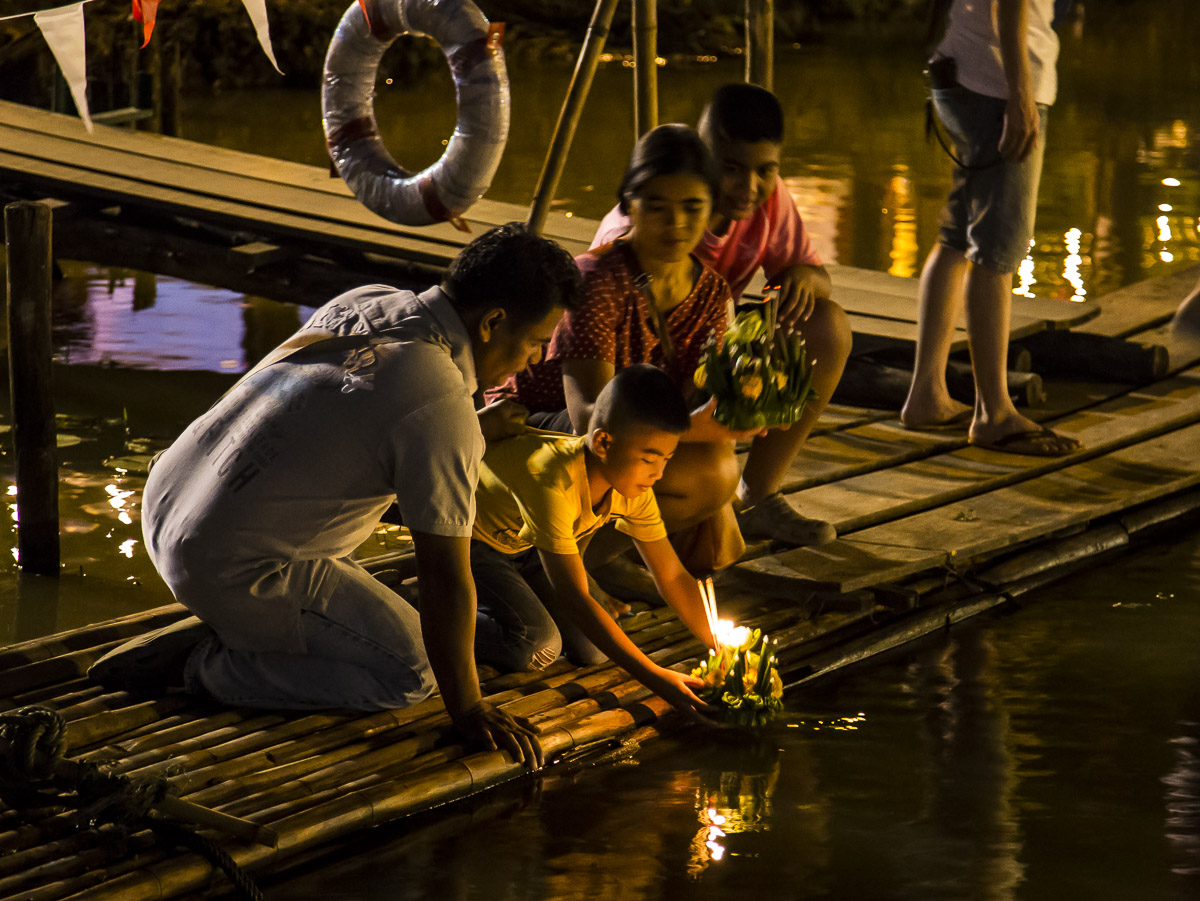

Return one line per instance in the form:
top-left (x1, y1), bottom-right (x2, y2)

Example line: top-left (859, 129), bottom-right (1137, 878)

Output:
top-left (240, 0), bottom-right (283, 75)
top-left (131, 0), bottom-right (159, 48)
top-left (33, 2), bottom-right (92, 132)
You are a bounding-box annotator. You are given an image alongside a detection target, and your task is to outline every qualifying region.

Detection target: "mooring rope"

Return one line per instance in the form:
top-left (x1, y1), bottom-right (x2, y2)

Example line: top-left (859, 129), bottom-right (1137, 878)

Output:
top-left (0, 706), bottom-right (264, 901)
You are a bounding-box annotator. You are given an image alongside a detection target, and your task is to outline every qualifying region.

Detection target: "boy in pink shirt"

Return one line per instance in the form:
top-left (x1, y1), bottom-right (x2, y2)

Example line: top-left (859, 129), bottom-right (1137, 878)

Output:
top-left (593, 84), bottom-right (851, 546)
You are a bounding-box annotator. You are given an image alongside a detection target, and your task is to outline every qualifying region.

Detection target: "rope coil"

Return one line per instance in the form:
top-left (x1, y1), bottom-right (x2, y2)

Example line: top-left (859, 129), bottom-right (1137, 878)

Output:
top-left (0, 706), bottom-right (264, 900)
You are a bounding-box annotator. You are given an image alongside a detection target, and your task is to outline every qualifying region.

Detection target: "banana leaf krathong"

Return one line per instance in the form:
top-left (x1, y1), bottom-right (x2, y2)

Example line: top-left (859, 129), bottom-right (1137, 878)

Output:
top-left (693, 307), bottom-right (817, 432)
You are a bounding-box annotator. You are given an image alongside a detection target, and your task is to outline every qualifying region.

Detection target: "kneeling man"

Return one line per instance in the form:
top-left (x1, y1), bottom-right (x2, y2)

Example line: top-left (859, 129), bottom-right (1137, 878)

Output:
top-left (92, 224), bottom-right (582, 768)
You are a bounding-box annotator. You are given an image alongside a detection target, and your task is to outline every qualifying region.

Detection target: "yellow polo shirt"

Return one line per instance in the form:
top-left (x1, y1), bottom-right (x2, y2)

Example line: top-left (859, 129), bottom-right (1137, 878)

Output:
top-left (473, 430), bottom-right (667, 555)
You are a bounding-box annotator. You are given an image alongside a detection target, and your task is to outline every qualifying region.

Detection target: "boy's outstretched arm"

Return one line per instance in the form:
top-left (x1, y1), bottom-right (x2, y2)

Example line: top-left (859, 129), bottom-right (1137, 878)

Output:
top-left (634, 536), bottom-right (717, 649)
top-left (411, 531), bottom-right (544, 768)
top-left (770, 263), bottom-right (833, 328)
top-left (537, 549), bottom-right (713, 724)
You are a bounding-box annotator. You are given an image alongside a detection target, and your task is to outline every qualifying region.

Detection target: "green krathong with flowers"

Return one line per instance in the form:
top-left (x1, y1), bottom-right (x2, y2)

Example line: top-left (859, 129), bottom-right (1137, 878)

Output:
top-left (691, 627), bottom-right (784, 729)
top-left (692, 308), bottom-right (816, 432)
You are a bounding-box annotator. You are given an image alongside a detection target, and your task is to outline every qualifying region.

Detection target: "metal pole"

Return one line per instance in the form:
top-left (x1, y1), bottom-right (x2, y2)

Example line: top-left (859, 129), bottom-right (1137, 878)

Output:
top-left (744, 0), bottom-right (774, 91)
top-left (526, 0), bottom-right (621, 235)
top-left (5, 201), bottom-right (61, 577)
top-left (633, 0), bottom-right (659, 139)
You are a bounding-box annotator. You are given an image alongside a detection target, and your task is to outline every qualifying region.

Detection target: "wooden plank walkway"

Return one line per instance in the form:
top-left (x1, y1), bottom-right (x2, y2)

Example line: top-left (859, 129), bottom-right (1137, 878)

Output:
top-left (0, 262), bottom-right (1195, 898)
top-left (0, 100), bottom-right (1099, 352)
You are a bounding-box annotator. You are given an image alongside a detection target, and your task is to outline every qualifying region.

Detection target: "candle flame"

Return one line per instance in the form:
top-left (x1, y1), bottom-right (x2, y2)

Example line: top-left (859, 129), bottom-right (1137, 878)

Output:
top-left (714, 619), bottom-right (752, 650)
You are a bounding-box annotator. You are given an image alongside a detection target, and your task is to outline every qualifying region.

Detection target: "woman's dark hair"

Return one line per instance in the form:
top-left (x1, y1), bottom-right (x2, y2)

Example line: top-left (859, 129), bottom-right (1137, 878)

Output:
top-left (698, 83), bottom-right (784, 147)
top-left (616, 123), bottom-right (720, 215)
top-left (444, 222), bottom-right (583, 327)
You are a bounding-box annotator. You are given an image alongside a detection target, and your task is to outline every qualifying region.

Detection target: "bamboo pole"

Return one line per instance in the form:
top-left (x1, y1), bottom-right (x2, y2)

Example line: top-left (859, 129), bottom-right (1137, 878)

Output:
top-left (0, 606), bottom-right (185, 673)
top-left (744, 0), bottom-right (775, 91)
top-left (526, 0), bottom-right (620, 235)
top-left (5, 202), bottom-right (60, 576)
top-left (632, 0), bottom-right (658, 138)
top-left (0, 642), bottom-right (128, 701)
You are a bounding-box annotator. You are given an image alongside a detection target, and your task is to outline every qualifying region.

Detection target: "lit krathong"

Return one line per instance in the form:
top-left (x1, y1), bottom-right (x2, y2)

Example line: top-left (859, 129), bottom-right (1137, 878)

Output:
top-left (692, 579), bottom-right (784, 728)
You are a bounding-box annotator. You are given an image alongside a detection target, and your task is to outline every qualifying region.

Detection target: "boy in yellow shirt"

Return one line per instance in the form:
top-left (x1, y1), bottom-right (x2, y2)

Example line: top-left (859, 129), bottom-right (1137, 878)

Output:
top-left (471, 364), bottom-right (716, 721)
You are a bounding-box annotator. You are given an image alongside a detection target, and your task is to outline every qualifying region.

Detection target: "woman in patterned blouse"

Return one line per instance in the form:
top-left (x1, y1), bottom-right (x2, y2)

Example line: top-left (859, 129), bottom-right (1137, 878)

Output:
top-left (488, 125), bottom-right (765, 571)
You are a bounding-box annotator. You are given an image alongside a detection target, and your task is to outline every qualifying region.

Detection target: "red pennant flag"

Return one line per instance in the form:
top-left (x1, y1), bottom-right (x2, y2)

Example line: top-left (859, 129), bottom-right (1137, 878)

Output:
top-left (132, 0), bottom-right (160, 48)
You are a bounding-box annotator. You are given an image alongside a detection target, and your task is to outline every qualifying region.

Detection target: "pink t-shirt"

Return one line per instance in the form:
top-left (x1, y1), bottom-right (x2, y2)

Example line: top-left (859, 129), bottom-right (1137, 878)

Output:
top-left (592, 175), bottom-right (822, 300)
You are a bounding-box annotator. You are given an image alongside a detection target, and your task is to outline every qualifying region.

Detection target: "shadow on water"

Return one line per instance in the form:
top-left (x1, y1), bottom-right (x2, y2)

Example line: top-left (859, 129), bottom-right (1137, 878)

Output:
top-left (262, 527), bottom-right (1200, 900)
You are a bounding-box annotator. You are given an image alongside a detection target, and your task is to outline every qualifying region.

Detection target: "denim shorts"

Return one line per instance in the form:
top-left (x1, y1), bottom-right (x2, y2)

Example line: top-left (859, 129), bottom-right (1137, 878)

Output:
top-left (933, 84), bottom-right (1049, 274)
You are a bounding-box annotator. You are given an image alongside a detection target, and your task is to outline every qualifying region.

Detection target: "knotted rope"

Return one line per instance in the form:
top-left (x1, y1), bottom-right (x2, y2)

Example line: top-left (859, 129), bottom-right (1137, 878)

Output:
top-left (0, 706), bottom-right (263, 900)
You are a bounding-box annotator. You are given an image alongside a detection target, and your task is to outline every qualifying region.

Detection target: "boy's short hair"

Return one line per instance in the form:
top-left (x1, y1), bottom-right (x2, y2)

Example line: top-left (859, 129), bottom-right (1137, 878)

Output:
top-left (445, 222), bottom-right (583, 327)
top-left (616, 124), bottom-right (720, 215)
top-left (699, 83), bottom-right (784, 147)
top-left (591, 364), bottom-right (691, 436)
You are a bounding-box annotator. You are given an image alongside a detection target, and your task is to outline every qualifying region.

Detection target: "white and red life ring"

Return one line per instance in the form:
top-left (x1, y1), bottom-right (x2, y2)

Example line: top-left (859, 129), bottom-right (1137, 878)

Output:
top-left (322, 0), bottom-right (509, 228)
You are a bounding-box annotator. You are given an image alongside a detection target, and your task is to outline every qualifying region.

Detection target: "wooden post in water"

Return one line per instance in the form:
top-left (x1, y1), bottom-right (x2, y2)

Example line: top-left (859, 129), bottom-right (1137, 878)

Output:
top-left (745, 0), bottom-right (774, 90)
top-left (632, 0), bottom-right (658, 138)
top-left (161, 39), bottom-right (182, 138)
top-left (526, 0), bottom-right (621, 235)
top-left (148, 31), bottom-right (164, 134)
top-left (4, 202), bottom-right (61, 576)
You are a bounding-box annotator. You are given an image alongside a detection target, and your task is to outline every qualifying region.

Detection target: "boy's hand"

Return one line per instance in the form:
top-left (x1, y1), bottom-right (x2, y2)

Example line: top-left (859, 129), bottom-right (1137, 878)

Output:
top-left (770, 264), bottom-right (827, 328)
top-left (646, 665), bottom-right (719, 726)
top-left (477, 399), bottom-right (528, 443)
top-left (453, 700), bottom-right (544, 769)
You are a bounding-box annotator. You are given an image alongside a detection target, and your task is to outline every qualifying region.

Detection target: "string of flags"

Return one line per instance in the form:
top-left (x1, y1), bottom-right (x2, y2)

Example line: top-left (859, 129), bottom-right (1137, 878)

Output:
top-left (0, 0), bottom-right (288, 132)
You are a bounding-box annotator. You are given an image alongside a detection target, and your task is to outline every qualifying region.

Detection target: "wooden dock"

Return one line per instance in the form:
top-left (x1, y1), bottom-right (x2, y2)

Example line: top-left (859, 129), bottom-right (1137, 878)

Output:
top-left (0, 100), bottom-right (1097, 354)
top-left (2, 99), bottom-right (1200, 898)
top-left (0, 261), bottom-right (1195, 898)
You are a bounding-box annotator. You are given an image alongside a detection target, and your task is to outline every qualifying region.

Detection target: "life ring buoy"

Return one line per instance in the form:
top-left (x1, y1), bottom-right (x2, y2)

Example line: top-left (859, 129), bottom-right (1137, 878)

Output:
top-left (322, 0), bottom-right (509, 228)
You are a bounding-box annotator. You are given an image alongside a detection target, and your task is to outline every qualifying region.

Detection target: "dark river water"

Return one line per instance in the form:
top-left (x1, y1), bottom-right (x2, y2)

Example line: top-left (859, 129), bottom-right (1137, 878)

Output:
top-left (265, 528), bottom-right (1200, 901)
top-left (0, 2), bottom-right (1198, 897)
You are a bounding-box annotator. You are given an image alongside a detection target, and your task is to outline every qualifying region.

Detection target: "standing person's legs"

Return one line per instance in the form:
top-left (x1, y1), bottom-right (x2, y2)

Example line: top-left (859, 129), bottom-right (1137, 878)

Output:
top-left (470, 542), bottom-right (563, 672)
top-left (185, 558), bottom-right (436, 710)
top-left (902, 243), bottom-right (971, 427)
top-left (903, 86), bottom-right (1077, 454)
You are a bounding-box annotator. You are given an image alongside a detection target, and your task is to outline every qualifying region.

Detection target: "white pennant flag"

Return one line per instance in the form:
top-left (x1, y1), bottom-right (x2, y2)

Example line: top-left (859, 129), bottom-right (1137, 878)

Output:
top-left (34, 2), bottom-right (92, 132)
top-left (241, 0), bottom-right (284, 75)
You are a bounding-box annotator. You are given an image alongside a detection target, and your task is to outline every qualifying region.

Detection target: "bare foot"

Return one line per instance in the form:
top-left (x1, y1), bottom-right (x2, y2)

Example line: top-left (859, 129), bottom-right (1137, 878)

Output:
top-left (969, 412), bottom-right (1081, 455)
top-left (900, 396), bottom-right (971, 431)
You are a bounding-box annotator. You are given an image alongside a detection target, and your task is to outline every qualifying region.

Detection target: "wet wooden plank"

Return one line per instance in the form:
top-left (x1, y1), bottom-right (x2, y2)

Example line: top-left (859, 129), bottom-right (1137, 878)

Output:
top-left (744, 407), bottom-right (1200, 591)
top-left (743, 264), bottom-right (1096, 331)
top-left (1073, 263), bottom-right (1199, 338)
top-left (825, 263), bottom-right (1099, 329)
top-left (0, 100), bottom-right (595, 255)
top-left (0, 148), bottom-right (457, 268)
top-left (787, 367), bottom-right (1200, 533)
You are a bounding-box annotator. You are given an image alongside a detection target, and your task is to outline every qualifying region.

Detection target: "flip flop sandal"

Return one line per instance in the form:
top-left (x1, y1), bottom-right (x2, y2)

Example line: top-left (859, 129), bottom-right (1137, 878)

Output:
top-left (970, 426), bottom-right (1080, 458)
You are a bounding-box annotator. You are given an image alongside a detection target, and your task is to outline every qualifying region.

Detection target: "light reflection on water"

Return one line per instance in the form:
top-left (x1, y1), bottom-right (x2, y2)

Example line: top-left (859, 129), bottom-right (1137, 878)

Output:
top-left (265, 528), bottom-right (1200, 901)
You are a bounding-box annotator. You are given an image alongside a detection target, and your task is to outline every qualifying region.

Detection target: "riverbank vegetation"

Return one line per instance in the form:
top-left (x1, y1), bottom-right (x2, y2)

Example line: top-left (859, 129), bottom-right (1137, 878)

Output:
top-left (0, 0), bottom-right (929, 105)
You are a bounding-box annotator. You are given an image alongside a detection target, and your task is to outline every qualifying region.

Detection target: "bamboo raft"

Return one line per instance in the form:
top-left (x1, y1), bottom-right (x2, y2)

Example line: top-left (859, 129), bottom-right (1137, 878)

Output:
top-left (0, 261), bottom-right (1197, 898)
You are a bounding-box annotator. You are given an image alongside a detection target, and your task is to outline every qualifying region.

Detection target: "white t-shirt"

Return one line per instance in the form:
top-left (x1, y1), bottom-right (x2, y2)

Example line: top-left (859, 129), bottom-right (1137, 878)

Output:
top-left (937, 0), bottom-right (1060, 106)
top-left (142, 285), bottom-right (484, 652)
